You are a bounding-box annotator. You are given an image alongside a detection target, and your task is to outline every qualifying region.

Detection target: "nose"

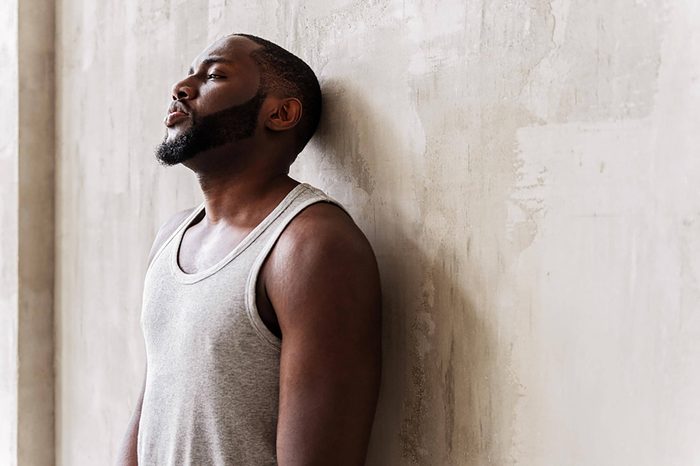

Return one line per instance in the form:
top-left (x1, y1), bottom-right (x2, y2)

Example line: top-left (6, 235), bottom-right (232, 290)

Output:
top-left (171, 77), bottom-right (197, 101)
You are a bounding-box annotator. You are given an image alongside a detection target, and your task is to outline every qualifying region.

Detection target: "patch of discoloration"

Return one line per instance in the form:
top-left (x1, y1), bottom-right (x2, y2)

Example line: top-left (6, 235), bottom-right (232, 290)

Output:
top-left (507, 155), bottom-right (548, 253)
top-left (310, 83), bottom-right (377, 196)
top-left (520, 0), bottom-right (665, 123)
top-left (399, 340), bottom-right (428, 464)
top-left (443, 332), bottom-right (456, 456)
top-left (402, 0), bottom-right (558, 459)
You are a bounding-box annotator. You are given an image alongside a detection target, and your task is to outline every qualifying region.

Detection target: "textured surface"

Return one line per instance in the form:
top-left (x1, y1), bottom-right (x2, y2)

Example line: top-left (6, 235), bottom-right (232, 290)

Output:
top-left (0, 2), bottom-right (19, 463)
top-left (52, 1), bottom-right (700, 465)
top-left (17, 0), bottom-right (56, 464)
top-left (1, 1), bottom-right (55, 465)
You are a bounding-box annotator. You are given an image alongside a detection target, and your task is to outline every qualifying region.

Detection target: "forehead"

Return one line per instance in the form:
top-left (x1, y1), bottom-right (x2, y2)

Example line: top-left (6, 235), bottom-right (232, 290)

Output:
top-left (188, 35), bottom-right (261, 73)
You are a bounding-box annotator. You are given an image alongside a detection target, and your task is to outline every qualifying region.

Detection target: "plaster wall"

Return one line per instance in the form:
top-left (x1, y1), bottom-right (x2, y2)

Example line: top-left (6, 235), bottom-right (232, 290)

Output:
top-left (17, 0), bottom-right (56, 463)
top-left (1, 0), bottom-right (55, 464)
top-left (0, 1), bottom-right (19, 463)
top-left (54, 1), bottom-right (700, 465)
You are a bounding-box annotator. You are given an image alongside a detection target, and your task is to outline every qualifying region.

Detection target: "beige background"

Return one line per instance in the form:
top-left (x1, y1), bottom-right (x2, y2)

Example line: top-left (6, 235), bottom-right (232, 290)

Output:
top-left (2, 0), bottom-right (700, 465)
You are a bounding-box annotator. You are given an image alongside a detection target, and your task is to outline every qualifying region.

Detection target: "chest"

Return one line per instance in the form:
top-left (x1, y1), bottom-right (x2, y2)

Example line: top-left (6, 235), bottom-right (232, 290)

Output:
top-left (171, 223), bottom-right (282, 340)
top-left (177, 222), bottom-right (252, 274)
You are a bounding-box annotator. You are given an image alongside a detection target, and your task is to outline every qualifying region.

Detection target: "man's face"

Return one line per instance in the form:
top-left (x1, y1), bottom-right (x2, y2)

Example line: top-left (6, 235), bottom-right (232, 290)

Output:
top-left (155, 36), bottom-right (264, 166)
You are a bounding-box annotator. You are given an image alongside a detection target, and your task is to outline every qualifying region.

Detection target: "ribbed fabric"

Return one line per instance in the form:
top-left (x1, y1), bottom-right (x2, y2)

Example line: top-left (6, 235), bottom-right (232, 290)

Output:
top-left (137, 182), bottom-right (350, 466)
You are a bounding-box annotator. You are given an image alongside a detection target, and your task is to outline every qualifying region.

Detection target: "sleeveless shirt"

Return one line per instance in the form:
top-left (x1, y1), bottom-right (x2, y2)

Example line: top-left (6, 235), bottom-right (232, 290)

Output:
top-left (137, 182), bottom-right (351, 466)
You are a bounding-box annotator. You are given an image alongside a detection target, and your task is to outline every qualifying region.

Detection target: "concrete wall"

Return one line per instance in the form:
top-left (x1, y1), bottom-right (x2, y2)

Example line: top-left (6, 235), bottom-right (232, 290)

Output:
top-left (51, 1), bottom-right (700, 465)
top-left (1, 0), bottom-right (55, 465)
top-left (0, 1), bottom-right (19, 462)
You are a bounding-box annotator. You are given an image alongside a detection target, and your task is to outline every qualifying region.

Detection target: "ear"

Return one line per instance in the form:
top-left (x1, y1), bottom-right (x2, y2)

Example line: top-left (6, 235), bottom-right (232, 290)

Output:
top-left (264, 97), bottom-right (303, 132)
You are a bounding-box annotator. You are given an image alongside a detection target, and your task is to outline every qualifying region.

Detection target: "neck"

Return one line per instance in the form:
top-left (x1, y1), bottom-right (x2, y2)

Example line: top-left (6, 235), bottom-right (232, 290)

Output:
top-left (201, 172), bottom-right (295, 221)
top-left (191, 163), bottom-right (297, 229)
top-left (179, 140), bottom-right (298, 226)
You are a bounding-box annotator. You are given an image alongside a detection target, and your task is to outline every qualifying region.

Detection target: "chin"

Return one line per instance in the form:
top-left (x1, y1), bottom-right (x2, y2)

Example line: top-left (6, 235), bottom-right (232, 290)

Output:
top-left (165, 126), bottom-right (187, 140)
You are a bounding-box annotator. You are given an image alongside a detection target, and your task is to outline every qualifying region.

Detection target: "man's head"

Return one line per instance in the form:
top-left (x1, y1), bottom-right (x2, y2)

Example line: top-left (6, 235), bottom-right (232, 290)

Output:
top-left (155, 34), bottom-right (322, 168)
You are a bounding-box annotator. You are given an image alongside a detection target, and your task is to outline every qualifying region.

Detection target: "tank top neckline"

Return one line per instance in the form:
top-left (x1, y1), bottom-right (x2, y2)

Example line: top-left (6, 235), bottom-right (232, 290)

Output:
top-left (169, 182), bottom-right (310, 284)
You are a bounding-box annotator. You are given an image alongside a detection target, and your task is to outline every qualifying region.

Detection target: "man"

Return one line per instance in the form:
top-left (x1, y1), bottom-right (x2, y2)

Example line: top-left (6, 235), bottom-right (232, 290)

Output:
top-left (116, 33), bottom-right (382, 465)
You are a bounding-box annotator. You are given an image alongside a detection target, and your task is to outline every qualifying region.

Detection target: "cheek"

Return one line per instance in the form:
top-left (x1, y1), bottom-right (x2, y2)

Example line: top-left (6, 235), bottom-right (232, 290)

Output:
top-left (199, 83), bottom-right (253, 113)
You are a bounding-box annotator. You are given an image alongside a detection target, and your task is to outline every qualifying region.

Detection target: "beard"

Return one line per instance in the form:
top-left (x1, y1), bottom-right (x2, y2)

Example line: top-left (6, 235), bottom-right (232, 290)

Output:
top-left (155, 90), bottom-right (266, 166)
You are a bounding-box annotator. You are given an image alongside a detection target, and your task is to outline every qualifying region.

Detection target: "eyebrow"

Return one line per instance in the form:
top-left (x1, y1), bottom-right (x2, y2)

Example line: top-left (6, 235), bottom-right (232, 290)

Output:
top-left (188, 57), bottom-right (235, 75)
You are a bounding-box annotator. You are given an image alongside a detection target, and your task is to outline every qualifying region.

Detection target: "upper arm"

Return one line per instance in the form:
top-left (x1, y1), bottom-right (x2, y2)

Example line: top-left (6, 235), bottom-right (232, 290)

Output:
top-left (265, 203), bottom-right (382, 466)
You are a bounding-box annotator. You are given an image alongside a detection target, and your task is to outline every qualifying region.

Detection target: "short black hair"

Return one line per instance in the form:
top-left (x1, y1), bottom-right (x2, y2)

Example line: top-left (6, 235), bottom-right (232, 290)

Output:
top-left (232, 33), bottom-right (322, 158)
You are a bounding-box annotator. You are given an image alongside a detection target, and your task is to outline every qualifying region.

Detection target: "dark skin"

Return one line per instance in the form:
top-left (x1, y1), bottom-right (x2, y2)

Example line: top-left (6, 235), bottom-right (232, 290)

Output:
top-left (117, 36), bottom-right (382, 466)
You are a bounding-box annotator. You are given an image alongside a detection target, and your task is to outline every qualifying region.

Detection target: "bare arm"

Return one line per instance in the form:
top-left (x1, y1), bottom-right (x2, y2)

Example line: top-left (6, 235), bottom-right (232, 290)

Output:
top-left (115, 207), bottom-right (196, 466)
top-left (266, 203), bottom-right (382, 466)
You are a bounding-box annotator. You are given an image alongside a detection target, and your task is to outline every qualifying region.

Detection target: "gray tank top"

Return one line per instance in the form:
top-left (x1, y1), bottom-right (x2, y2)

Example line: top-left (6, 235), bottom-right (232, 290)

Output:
top-left (137, 182), bottom-right (350, 465)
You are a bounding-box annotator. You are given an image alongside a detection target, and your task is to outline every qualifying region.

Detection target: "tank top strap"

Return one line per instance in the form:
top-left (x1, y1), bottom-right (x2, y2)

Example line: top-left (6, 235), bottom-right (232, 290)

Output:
top-left (243, 183), bottom-right (352, 349)
top-left (254, 182), bottom-right (352, 259)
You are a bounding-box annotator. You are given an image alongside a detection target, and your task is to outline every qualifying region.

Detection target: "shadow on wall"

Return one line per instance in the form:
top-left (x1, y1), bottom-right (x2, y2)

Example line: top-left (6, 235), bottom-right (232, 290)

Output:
top-left (312, 80), bottom-right (499, 465)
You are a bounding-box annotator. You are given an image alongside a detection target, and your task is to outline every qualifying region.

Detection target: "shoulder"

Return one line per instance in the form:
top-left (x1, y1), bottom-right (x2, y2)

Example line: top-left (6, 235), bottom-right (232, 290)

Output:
top-left (273, 201), bottom-right (376, 273)
top-left (263, 200), bottom-right (381, 315)
top-left (146, 205), bottom-right (199, 267)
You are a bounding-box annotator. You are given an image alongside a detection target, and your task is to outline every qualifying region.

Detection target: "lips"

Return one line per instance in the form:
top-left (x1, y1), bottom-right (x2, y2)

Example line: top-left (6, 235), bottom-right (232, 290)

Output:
top-left (165, 101), bottom-right (191, 127)
top-left (165, 111), bottom-right (190, 127)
